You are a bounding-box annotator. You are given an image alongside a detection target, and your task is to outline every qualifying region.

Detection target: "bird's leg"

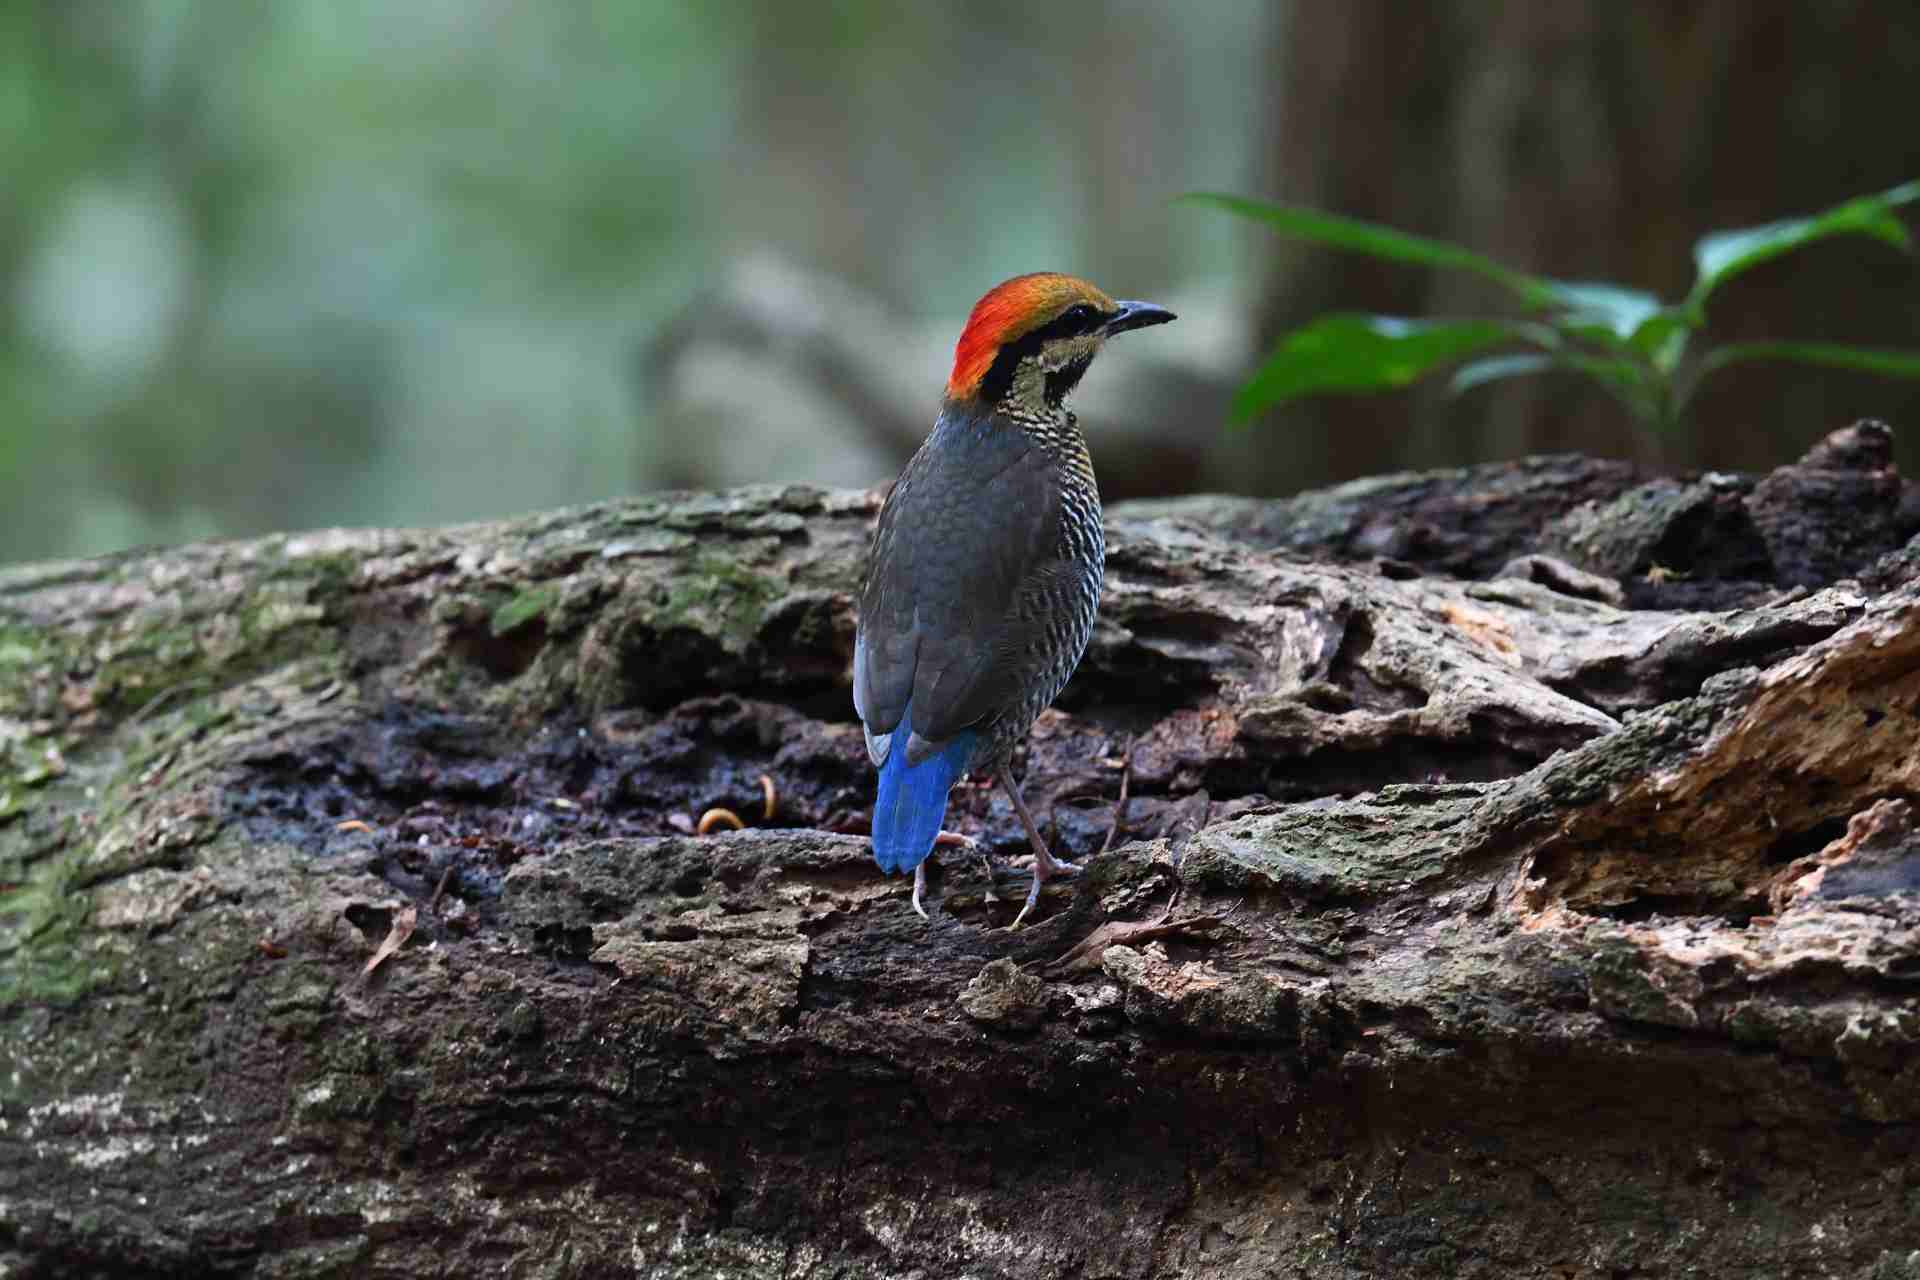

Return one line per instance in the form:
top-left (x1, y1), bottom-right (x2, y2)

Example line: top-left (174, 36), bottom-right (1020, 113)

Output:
top-left (999, 767), bottom-right (1082, 928)
top-left (937, 831), bottom-right (998, 902)
top-left (910, 832), bottom-right (981, 920)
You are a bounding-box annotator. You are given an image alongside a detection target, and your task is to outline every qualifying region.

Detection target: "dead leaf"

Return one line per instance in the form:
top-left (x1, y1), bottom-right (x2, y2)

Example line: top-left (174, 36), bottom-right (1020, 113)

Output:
top-left (361, 906), bottom-right (417, 979)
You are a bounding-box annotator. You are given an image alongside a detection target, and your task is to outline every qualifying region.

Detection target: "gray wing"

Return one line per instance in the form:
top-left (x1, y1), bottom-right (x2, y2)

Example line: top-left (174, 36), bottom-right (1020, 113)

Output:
top-left (854, 417), bottom-right (1063, 767)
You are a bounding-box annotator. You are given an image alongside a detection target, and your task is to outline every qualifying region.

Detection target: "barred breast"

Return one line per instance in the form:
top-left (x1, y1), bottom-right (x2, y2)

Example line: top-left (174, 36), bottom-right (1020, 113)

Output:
top-left (971, 416), bottom-right (1105, 771)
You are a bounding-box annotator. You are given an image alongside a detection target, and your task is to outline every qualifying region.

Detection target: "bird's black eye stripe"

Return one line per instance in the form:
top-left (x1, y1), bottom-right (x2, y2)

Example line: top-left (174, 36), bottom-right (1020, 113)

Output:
top-left (977, 301), bottom-right (1108, 400)
top-left (1032, 302), bottom-right (1104, 342)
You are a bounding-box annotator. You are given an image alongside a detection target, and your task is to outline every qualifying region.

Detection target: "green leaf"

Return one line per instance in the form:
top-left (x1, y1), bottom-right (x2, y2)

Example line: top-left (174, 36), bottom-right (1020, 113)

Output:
top-left (1627, 308), bottom-right (1694, 370)
top-left (1185, 193), bottom-right (1556, 306)
top-left (1688, 179), bottom-right (1920, 310)
top-left (1453, 349), bottom-right (1664, 427)
top-left (1233, 314), bottom-right (1519, 419)
top-left (1557, 352), bottom-right (1660, 414)
top-left (1696, 341), bottom-right (1920, 380)
top-left (1448, 353), bottom-right (1556, 395)
top-left (1544, 281), bottom-right (1663, 343)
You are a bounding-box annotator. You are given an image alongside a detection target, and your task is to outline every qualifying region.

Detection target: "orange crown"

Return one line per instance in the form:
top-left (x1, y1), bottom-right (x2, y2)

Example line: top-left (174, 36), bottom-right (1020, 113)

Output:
top-left (945, 273), bottom-right (1116, 400)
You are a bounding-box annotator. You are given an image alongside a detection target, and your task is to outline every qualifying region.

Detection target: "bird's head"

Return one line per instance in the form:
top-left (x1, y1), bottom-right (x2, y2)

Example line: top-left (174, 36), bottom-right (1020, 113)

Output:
top-left (944, 272), bottom-right (1175, 411)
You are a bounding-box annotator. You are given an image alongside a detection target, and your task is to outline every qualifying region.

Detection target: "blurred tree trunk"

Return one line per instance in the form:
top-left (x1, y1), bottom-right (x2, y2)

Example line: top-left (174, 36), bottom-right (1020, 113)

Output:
top-left (1251, 0), bottom-right (1920, 492)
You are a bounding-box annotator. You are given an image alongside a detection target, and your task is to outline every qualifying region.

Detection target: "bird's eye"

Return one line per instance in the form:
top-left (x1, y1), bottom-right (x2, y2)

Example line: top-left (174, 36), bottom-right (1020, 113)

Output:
top-left (1064, 303), bottom-right (1096, 325)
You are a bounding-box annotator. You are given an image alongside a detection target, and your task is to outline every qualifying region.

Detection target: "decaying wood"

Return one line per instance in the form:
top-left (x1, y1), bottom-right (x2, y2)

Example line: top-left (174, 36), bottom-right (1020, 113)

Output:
top-left (3, 424), bottom-right (1919, 1278)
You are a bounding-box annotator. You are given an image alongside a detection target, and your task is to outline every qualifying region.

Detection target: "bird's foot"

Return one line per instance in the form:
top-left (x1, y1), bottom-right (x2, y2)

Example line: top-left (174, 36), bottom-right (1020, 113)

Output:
top-left (910, 832), bottom-right (980, 919)
top-left (1009, 848), bottom-right (1084, 930)
top-left (1040, 850), bottom-right (1084, 878)
top-left (935, 831), bottom-right (1000, 899)
top-left (996, 764), bottom-right (1088, 929)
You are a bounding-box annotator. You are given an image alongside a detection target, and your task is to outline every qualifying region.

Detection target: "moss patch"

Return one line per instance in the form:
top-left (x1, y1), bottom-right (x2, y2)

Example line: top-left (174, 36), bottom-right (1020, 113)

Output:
top-left (657, 554), bottom-right (785, 639)
top-left (491, 584), bottom-right (560, 637)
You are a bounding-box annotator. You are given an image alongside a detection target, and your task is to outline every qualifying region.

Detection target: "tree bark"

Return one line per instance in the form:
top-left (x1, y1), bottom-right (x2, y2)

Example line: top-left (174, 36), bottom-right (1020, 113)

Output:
top-left (4, 426), bottom-right (1920, 1278)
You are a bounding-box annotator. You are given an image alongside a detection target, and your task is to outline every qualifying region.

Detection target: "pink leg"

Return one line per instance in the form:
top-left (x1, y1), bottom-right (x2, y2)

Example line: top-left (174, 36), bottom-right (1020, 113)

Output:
top-left (999, 767), bottom-right (1082, 928)
top-left (910, 831), bottom-right (983, 919)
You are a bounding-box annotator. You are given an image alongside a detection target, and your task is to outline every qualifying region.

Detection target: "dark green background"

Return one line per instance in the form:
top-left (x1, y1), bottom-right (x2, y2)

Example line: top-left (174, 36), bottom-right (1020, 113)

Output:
top-left (4, 2), bottom-right (1916, 564)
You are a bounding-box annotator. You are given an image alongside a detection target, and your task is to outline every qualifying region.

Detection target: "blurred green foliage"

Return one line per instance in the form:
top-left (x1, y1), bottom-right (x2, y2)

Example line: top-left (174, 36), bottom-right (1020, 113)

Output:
top-left (0, 2), bottom-right (1264, 565)
top-left (1195, 183), bottom-right (1920, 434)
top-left (15, 4), bottom-right (1911, 568)
top-left (1, 2), bottom-right (742, 561)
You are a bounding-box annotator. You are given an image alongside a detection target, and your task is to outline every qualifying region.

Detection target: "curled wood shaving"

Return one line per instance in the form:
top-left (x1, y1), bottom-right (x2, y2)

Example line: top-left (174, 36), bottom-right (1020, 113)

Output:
top-left (759, 774), bottom-right (777, 821)
top-left (334, 819), bottom-right (374, 834)
top-left (697, 808), bottom-right (744, 835)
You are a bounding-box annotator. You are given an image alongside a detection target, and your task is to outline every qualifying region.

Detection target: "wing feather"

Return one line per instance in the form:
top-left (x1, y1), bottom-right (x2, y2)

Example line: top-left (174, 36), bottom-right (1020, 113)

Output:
top-left (854, 408), bottom-right (1065, 762)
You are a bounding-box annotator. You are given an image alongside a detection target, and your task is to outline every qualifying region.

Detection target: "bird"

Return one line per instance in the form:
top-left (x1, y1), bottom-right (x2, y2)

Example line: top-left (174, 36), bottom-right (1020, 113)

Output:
top-left (853, 272), bottom-right (1175, 926)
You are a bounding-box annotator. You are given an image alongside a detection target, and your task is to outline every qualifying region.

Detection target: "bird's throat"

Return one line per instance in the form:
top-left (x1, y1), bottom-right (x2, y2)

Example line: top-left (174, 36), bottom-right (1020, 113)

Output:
top-left (1043, 355), bottom-right (1092, 407)
top-left (996, 351), bottom-right (1091, 419)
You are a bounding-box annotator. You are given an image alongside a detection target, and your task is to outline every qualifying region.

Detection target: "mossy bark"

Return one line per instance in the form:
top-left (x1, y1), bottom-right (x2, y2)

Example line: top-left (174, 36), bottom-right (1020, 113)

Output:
top-left (4, 429), bottom-right (1920, 1278)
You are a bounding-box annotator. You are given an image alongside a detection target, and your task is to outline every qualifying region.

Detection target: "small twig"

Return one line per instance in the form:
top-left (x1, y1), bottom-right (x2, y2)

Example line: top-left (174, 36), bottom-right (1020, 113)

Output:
top-left (697, 807), bottom-right (744, 834)
top-left (759, 774), bottom-right (777, 822)
top-left (1041, 884), bottom-right (1242, 977)
top-left (1099, 741), bottom-right (1135, 857)
top-left (429, 864), bottom-right (454, 912)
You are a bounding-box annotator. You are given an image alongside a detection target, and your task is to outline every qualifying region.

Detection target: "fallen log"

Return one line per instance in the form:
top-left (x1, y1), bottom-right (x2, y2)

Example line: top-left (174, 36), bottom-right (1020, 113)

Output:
top-left (3, 424), bottom-right (1917, 1278)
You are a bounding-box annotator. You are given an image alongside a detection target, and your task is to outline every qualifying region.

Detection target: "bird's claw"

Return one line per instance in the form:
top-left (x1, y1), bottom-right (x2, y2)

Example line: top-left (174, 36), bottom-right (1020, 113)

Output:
top-left (1009, 883), bottom-right (1042, 931)
top-left (910, 832), bottom-right (980, 920)
top-left (1007, 853), bottom-right (1083, 930)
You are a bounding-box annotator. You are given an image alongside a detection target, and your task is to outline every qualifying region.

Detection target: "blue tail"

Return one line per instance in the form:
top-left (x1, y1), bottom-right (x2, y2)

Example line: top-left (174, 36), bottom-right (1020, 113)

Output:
top-left (871, 702), bottom-right (975, 875)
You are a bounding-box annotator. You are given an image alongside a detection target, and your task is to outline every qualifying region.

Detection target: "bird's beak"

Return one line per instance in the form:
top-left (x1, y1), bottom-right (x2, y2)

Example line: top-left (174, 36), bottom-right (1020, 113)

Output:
top-left (1104, 300), bottom-right (1177, 336)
